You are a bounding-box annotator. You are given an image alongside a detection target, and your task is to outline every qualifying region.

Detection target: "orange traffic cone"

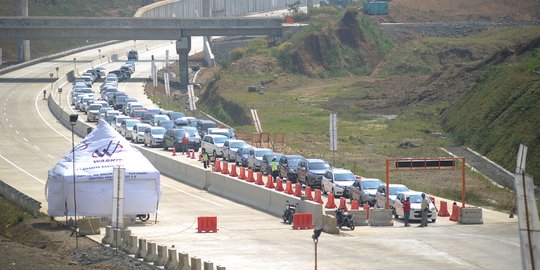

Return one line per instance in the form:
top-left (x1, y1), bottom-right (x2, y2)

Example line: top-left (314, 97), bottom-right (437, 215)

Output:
top-left (449, 205), bottom-right (459, 221)
top-left (172, 147), bottom-right (177, 156)
top-left (305, 186), bottom-right (313, 201)
top-left (239, 167), bottom-right (247, 180)
top-left (314, 189), bottom-right (324, 204)
top-left (230, 164), bottom-right (238, 177)
top-left (214, 160), bottom-right (221, 172)
top-left (247, 169), bottom-right (255, 183)
top-left (190, 149), bottom-right (196, 159)
top-left (265, 175), bottom-right (275, 189)
top-left (221, 162), bottom-right (229, 175)
top-left (284, 181), bottom-right (294, 195)
top-left (339, 197), bottom-right (348, 212)
top-left (325, 194), bottom-right (337, 209)
top-left (363, 203), bottom-right (370, 219)
top-left (294, 183), bottom-right (303, 197)
top-left (351, 200), bottom-right (359, 210)
top-left (255, 172), bottom-right (264, 185)
top-left (438, 201), bottom-right (450, 217)
top-left (275, 178), bottom-right (284, 192)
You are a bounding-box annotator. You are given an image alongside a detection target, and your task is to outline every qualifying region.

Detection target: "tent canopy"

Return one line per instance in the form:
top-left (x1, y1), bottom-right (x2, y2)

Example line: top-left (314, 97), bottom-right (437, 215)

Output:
top-left (46, 119), bottom-right (161, 216)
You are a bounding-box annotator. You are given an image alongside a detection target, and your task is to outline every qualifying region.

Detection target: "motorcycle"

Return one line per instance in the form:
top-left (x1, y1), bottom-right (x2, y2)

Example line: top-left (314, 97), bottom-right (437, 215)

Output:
top-left (282, 201), bottom-right (298, 224)
top-left (336, 208), bottom-right (355, 230)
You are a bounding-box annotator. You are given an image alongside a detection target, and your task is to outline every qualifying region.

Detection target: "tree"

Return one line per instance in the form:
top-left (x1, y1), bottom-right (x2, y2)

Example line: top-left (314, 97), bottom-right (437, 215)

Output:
top-left (288, 1), bottom-right (301, 14)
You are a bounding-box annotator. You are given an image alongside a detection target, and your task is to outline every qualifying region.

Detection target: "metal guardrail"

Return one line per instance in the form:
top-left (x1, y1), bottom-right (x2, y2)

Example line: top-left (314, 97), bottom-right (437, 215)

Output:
top-left (0, 179), bottom-right (41, 217)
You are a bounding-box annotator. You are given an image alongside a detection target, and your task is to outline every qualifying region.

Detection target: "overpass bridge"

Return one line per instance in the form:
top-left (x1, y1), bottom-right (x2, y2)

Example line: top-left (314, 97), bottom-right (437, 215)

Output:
top-left (0, 16), bottom-right (283, 89)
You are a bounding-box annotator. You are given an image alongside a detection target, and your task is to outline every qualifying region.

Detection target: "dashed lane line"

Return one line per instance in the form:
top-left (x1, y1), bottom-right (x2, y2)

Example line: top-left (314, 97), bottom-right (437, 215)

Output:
top-left (0, 153), bottom-right (45, 184)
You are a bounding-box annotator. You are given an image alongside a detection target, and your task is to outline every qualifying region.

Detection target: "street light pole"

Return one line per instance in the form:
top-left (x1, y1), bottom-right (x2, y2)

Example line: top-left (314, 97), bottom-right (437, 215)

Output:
top-left (69, 114), bottom-right (79, 249)
top-left (49, 72), bottom-right (54, 93)
top-left (98, 49), bottom-right (102, 64)
top-left (73, 57), bottom-right (77, 75)
top-left (312, 227), bottom-right (322, 270)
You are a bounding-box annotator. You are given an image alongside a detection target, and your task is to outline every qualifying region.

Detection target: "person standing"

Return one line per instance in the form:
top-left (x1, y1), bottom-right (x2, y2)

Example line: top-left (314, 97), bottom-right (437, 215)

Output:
top-left (181, 134), bottom-right (189, 155)
top-left (202, 148), bottom-right (210, 169)
top-left (419, 193), bottom-right (429, 227)
top-left (271, 157), bottom-right (279, 177)
top-left (403, 196), bottom-right (411, 227)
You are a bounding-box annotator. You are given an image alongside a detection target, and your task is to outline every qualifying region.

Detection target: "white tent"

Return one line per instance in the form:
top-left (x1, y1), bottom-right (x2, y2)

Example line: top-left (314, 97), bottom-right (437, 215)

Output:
top-left (46, 119), bottom-right (161, 217)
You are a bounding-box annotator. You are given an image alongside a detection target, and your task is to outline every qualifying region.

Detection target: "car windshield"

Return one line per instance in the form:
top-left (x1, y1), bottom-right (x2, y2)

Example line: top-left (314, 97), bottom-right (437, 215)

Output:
top-left (152, 129), bottom-right (166, 135)
top-left (242, 148), bottom-right (252, 154)
top-left (161, 122), bottom-right (174, 129)
top-left (169, 112), bottom-right (184, 120)
top-left (362, 181), bottom-right (381, 189)
top-left (230, 141), bottom-right (247, 148)
top-left (126, 121), bottom-right (139, 127)
top-left (138, 126), bottom-right (150, 133)
top-left (213, 136), bottom-right (227, 144)
top-left (133, 111), bottom-right (145, 117)
top-left (116, 117), bottom-right (129, 124)
top-left (255, 150), bottom-right (272, 157)
top-left (309, 162), bottom-right (330, 170)
top-left (88, 105), bottom-right (101, 110)
top-left (335, 172), bottom-right (356, 181)
top-left (389, 186), bottom-right (410, 195)
top-left (407, 194), bottom-right (423, 203)
top-left (288, 158), bottom-right (301, 167)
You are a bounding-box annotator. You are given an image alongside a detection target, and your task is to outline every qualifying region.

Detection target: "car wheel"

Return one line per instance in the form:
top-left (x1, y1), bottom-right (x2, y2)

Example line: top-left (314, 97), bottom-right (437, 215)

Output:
top-left (431, 219), bottom-right (436, 223)
top-left (393, 209), bottom-right (398, 219)
top-left (332, 188), bottom-right (336, 197)
top-left (163, 144), bottom-right (168, 151)
top-left (213, 150), bottom-right (217, 157)
top-left (349, 222), bottom-right (355, 231)
top-left (144, 141), bottom-right (147, 147)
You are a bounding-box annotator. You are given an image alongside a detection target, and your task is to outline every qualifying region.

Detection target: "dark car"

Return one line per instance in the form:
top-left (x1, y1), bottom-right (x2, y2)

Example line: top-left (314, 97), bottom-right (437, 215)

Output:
top-left (235, 147), bottom-right (254, 167)
top-left (278, 154), bottom-right (304, 183)
top-left (297, 158), bottom-right (331, 189)
top-left (260, 153), bottom-right (283, 177)
top-left (349, 178), bottom-right (383, 206)
top-left (197, 119), bottom-right (218, 137)
top-left (167, 111), bottom-right (185, 121)
top-left (163, 127), bottom-right (201, 152)
top-left (141, 112), bottom-right (158, 124)
top-left (127, 50), bottom-right (138, 61)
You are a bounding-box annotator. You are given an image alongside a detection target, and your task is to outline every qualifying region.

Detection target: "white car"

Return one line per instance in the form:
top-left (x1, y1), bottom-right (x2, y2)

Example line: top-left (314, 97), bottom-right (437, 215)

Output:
top-left (247, 148), bottom-right (273, 171)
top-left (131, 123), bottom-right (152, 143)
top-left (201, 134), bottom-right (228, 157)
top-left (375, 184), bottom-right (410, 209)
top-left (144, 127), bottom-right (166, 147)
top-left (393, 191), bottom-right (437, 223)
top-left (321, 168), bottom-right (357, 198)
top-left (222, 139), bottom-right (249, 161)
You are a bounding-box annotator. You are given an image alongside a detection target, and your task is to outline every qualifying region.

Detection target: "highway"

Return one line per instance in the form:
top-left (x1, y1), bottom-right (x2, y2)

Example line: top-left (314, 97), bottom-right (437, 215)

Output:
top-left (0, 37), bottom-right (523, 269)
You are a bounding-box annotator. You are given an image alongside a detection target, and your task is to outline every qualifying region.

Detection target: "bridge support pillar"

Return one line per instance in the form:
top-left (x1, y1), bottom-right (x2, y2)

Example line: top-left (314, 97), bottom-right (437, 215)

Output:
top-left (176, 37), bottom-right (191, 90)
top-left (17, 0), bottom-right (30, 62)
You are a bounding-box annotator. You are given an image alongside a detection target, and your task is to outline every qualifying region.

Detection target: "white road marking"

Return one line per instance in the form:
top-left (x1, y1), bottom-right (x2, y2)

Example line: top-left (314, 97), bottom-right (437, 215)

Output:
top-left (33, 146), bottom-right (40, 150)
top-left (47, 154), bottom-right (55, 159)
top-left (15, 130), bottom-right (19, 134)
top-left (5, 118), bottom-right (8, 122)
top-left (3, 112), bottom-right (5, 116)
top-left (0, 153), bottom-right (45, 184)
top-left (9, 124), bottom-right (12, 128)
top-left (161, 182), bottom-right (224, 207)
top-left (23, 137), bottom-right (29, 142)
top-left (35, 90), bottom-right (71, 141)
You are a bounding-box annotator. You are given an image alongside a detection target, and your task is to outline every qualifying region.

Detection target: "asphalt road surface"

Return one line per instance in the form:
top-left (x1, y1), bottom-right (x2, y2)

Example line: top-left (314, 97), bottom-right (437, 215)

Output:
top-left (0, 38), bottom-right (522, 269)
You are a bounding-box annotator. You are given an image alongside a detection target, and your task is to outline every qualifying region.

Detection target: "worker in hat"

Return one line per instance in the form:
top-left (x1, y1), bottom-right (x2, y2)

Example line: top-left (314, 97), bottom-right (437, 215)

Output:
top-left (419, 193), bottom-right (429, 227)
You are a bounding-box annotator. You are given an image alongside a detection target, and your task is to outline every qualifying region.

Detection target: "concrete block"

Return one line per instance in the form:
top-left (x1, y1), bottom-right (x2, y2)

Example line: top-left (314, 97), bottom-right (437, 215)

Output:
top-left (322, 214), bottom-right (339, 234)
top-left (155, 245), bottom-right (168, 266)
top-left (144, 242), bottom-right (158, 262)
top-left (135, 238), bottom-right (147, 259)
top-left (178, 252), bottom-right (190, 270)
top-left (101, 226), bottom-right (112, 244)
top-left (369, 209), bottom-right (394, 226)
top-left (324, 209), bottom-right (336, 216)
top-left (204, 261), bottom-right (214, 270)
top-left (458, 207), bottom-right (483, 224)
top-left (216, 266), bottom-right (226, 270)
top-left (109, 228), bottom-right (121, 248)
top-left (78, 217), bottom-right (101, 235)
top-left (164, 249), bottom-right (178, 269)
top-left (126, 235), bottom-right (138, 254)
top-left (349, 209), bottom-right (368, 226)
top-left (191, 256), bottom-right (202, 270)
top-left (119, 230), bottom-right (131, 250)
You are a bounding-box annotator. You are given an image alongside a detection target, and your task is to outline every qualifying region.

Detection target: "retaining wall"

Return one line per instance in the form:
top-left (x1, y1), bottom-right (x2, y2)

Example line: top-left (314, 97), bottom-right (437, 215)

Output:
top-left (0, 179), bottom-right (41, 217)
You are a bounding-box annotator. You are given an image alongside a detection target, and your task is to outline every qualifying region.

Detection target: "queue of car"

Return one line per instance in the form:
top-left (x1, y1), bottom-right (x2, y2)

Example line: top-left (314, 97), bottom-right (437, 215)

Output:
top-left (68, 53), bottom-right (436, 225)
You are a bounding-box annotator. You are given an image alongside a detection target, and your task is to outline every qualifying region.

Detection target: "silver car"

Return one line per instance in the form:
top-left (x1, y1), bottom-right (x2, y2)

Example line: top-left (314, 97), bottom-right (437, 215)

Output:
top-left (144, 127), bottom-right (166, 147)
top-left (131, 123), bottom-right (152, 143)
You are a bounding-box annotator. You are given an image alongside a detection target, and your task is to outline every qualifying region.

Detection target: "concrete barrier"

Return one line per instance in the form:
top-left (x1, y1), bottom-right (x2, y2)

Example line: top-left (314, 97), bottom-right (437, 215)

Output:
top-left (119, 229), bottom-right (131, 250)
top-left (110, 228), bottom-right (121, 248)
top-left (191, 256), bottom-right (202, 270)
top-left (458, 207), bottom-right (483, 224)
top-left (101, 226), bottom-right (112, 244)
top-left (135, 238), bottom-right (147, 259)
top-left (178, 252), bottom-right (190, 270)
top-left (206, 172), bottom-right (224, 195)
top-left (78, 217), bottom-right (101, 235)
top-left (0, 179), bottom-right (41, 217)
top-left (322, 214), bottom-right (339, 234)
top-left (369, 209), bottom-right (394, 226)
top-left (155, 245), bottom-right (168, 266)
top-left (216, 266), bottom-right (226, 270)
top-left (164, 249), bottom-right (178, 269)
top-left (144, 242), bottom-right (158, 262)
top-left (126, 235), bottom-right (138, 254)
top-left (204, 261), bottom-right (214, 270)
top-left (349, 209), bottom-right (368, 226)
